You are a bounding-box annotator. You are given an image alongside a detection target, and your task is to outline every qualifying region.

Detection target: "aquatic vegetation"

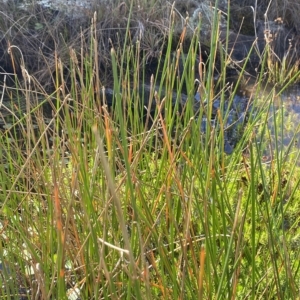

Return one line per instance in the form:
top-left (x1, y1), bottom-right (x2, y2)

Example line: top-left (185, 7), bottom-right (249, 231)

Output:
top-left (265, 21), bottom-right (300, 86)
top-left (0, 1), bottom-right (299, 299)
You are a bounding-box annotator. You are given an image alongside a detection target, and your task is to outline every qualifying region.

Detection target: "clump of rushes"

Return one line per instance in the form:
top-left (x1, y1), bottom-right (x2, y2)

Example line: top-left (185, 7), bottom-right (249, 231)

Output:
top-left (0, 2), bottom-right (300, 300)
top-left (264, 21), bottom-right (300, 86)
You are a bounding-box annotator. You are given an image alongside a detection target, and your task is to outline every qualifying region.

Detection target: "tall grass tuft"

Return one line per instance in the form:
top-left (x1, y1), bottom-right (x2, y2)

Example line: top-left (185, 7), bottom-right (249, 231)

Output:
top-left (0, 3), bottom-right (299, 300)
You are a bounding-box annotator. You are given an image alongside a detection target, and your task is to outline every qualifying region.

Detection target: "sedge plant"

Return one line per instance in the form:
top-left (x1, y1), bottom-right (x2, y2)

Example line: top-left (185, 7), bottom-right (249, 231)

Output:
top-left (0, 2), bottom-right (299, 300)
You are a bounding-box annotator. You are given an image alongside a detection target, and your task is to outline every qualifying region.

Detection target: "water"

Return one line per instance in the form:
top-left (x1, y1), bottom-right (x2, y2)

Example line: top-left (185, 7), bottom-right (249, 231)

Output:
top-left (246, 82), bottom-right (300, 162)
top-left (274, 86), bottom-right (300, 146)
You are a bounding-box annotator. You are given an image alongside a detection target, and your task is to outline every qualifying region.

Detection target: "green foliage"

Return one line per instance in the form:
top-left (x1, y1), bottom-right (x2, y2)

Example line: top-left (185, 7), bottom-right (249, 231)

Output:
top-left (0, 3), bottom-right (299, 300)
top-left (265, 30), bottom-right (300, 87)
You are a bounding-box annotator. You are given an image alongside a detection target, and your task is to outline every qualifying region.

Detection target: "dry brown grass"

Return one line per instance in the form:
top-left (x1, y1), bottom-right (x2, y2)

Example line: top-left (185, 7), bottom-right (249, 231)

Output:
top-left (1, 0), bottom-right (300, 91)
top-left (232, 0), bottom-right (300, 33)
top-left (0, 1), bottom-right (177, 91)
